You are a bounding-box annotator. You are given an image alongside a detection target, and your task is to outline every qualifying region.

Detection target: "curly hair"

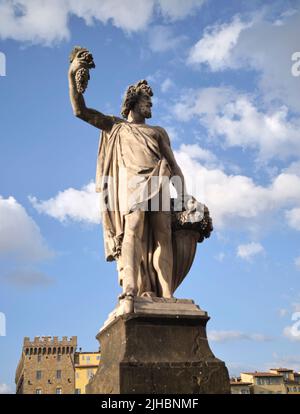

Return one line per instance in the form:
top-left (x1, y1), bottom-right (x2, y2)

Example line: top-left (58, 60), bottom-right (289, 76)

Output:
top-left (121, 79), bottom-right (153, 119)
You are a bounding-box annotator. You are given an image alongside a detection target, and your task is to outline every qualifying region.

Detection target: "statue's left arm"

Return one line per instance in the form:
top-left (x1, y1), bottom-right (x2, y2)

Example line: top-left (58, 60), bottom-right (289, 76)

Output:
top-left (158, 127), bottom-right (187, 198)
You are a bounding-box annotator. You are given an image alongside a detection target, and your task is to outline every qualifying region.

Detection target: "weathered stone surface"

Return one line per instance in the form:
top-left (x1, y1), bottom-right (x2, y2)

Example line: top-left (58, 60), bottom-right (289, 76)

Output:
top-left (86, 299), bottom-right (230, 394)
top-left (69, 50), bottom-right (213, 301)
top-left (103, 297), bottom-right (207, 329)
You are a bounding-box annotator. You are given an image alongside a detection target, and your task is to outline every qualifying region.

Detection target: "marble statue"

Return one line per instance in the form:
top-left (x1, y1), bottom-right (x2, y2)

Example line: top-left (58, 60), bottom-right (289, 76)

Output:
top-left (68, 46), bottom-right (213, 308)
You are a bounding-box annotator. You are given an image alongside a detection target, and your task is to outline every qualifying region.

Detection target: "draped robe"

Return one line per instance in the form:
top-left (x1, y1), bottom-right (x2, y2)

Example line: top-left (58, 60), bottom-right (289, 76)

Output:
top-left (95, 119), bottom-right (172, 295)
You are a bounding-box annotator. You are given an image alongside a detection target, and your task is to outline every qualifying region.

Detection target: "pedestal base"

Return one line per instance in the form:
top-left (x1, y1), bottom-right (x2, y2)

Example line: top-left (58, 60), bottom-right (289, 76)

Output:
top-left (86, 297), bottom-right (230, 394)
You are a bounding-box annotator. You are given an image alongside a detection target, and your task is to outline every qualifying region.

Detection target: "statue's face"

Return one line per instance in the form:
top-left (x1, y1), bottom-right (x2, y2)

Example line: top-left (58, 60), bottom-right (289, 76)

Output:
top-left (135, 94), bottom-right (152, 119)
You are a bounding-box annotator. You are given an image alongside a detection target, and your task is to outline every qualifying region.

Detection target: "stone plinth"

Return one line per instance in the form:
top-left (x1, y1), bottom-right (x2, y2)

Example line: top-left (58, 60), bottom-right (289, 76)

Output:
top-left (86, 297), bottom-right (230, 394)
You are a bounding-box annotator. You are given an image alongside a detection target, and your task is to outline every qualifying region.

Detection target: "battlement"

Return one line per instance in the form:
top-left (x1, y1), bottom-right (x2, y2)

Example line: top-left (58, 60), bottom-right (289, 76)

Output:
top-left (23, 336), bottom-right (77, 355)
top-left (23, 336), bottom-right (77, 346)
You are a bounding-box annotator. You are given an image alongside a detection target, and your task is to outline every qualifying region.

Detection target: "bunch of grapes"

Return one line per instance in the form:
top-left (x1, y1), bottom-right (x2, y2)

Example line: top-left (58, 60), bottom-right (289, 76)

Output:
top-left (75, 67), bottom-right (90, 94)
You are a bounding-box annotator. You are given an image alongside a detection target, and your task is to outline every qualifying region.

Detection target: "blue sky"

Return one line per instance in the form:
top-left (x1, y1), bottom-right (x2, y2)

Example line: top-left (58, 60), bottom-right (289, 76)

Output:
top-left (1, 0), bottom-right (300, 393)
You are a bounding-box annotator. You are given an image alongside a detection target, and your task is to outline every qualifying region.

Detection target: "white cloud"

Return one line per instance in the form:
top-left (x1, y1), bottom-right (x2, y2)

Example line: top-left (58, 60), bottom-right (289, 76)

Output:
top-left (187, 10), bottom-right (300, 112)
top-left (173, 87), bottom-right (300, 162)
top-left (175, 144), bottom-right (300, 230)
top-left (0, 0), bottom-right (205, 45)
top-left (161, 77), bottom-right (174, 93)
top-left (158, 0), bottom-right (205, 21)
top-left (148, 25), bottom-right (187, 53)
top-left (0, 383), bottom-right (12, 394)
top-left (295, 256), bottom-right (300, 270)
top-left (237, 242), bottom-right (264, 261)
top-left (187, 16), bottom-right (252, 70)
top-left (292, 303), bottom-right (300, 312)
top-left (283, 325), bottom-right (300, 342)
top-left (68, 0), bottom-right (154, 32)
top-left (179, 143), bottom-right (217, 164)
top-left (278, 308), bottom-right (288, 318)
top-left (215, 252), bottom-right (225, 262)
top-left (0, 0), bottom-right (70, 45)
top-left (30, 182), bottom-right (101, 224)
top-left (2, 268), bottom-right (54, 288)
top-left (29, 147), bottom-right (300, 234)
top-left (283, 309), bottom-right (300, 342)
top-left (0, 196), bottom-right (53, 262)
top-left (286, 208), bottom-right (300, 231)
top-left (208, 330), bottom-right (271, 343)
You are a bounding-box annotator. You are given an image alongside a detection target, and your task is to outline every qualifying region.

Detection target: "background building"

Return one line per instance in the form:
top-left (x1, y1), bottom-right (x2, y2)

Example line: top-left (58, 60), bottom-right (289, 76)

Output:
top-left (74, 351), bottom-right (101, 394)
top-left (241, 372), bottom-right (285, 394)
top-left (15, 336), bottom-right (101, 394)
top-left (15, 336), bottom-right (77, 394)
top-left (230, 378), bottom-right (251, 394)
top-left (270, 368), bottom-right (300, 394)
top-left (240, 368), bottom-right (300, 394)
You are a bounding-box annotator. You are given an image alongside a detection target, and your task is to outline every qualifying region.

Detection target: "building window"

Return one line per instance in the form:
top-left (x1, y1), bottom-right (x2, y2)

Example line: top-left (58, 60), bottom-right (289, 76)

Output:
top-left (36, 371), bottom-right (42, 380)
top-left (293, 387), bottom-right (297, 392)
top-left (96, 356), bottom-right (100, 361)
top-left (56, 370), bottom-right (61, 379)
top-left (75, 389), bottom-right (81, 394)
top-left (35, 389), bottom-right (42, 394)
top-left (57, 354), bottom-right (61, 362)
top-left (37, 355), bottom-right (42, 362)
top-left (86, 356), bottom-right (90, 362)
top-left (56, 388), bottom-right (62, 394)
top-left (76, 372), bottom-right (80, 379)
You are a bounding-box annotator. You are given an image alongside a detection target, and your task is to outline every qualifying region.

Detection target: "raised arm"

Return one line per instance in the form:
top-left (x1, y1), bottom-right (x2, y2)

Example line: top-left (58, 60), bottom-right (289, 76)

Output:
top-left (68, 47), bottom-right (114, 132)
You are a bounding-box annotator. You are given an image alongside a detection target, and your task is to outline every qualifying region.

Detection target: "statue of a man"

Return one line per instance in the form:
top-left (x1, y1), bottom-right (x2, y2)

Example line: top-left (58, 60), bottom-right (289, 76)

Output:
top-left (68, 47), bottom-right (210, 305)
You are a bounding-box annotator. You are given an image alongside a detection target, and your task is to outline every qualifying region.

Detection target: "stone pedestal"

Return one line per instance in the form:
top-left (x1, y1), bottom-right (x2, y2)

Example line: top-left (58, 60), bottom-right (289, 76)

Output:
top-left (86, 297), bottom-right (230, 394)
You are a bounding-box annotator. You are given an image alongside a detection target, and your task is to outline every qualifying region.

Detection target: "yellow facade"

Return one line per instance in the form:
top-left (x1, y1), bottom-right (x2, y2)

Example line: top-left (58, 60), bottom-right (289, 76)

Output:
top-left (270, 369), bottom-right (300, 394)
top-left (230, 381), bottom-right (251, 394)
top-left (74, 352), bottom-right (100, 394)
top-left (241, 372), bottom-right (286, 394)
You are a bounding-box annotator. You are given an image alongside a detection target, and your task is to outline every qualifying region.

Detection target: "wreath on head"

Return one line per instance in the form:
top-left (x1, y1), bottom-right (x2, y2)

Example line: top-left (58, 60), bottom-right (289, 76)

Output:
top-left (121, 80), bottom-right (153, 119)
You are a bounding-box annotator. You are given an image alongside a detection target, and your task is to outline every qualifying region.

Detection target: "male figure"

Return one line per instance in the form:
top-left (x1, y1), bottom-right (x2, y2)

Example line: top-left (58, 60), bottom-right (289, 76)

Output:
top-left (68, 47), bottom-right (186, 300)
